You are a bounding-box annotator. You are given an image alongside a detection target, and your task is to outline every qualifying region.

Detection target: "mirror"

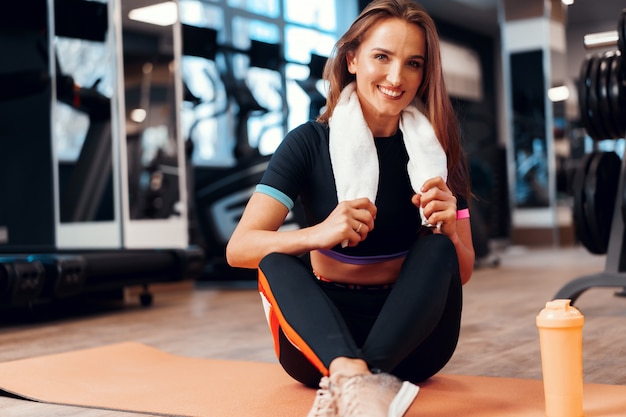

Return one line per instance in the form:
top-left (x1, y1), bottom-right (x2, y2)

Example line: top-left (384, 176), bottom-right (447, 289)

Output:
top-left (510, 49), bottom-right (550, 208)
top-left (121, 0), bottom-right (183, 221)
top-left (53, 0), bottom-right (115, 223)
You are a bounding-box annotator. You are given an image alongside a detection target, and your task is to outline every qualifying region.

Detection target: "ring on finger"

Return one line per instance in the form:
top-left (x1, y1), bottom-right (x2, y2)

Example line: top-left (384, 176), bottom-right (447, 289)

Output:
top-left (356, 222), bottom-right (362, 233)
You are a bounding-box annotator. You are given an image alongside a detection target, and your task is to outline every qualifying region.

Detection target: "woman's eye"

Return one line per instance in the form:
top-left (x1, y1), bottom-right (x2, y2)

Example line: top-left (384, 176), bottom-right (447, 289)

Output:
top-left (408, 60), bottom-right (423, 69)
top-left (375, 54), bottom-right (387, 61)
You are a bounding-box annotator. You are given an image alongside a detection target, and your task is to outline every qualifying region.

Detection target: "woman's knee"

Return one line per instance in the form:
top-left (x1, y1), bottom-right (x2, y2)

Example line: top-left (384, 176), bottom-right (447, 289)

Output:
top-left (259, 252), bottom-right (289, 271)
top-left (406, 234), bottom-right (459, 274)
top-left (259, 253), bottom-right (307, 285)
top-left (414, 234), bottom-right (455, 256)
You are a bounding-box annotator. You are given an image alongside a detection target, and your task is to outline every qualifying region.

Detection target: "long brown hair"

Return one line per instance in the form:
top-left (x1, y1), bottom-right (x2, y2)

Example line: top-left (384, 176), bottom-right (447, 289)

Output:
top-left (317, 0), bottom-right (470, 203)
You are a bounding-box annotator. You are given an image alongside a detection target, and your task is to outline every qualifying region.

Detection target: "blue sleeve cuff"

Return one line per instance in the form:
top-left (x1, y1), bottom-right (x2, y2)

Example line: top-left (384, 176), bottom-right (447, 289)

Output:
top-left (255, 184), bottom-right (295, 210)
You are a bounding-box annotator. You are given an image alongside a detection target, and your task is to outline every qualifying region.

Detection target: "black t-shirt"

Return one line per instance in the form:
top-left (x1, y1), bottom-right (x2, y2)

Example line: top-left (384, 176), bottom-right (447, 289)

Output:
top-left (258, 121), bottom-right (467, 259)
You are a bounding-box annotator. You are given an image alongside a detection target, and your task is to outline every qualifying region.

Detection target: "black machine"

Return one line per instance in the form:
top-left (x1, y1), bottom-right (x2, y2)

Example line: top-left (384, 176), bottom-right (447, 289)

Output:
top-left (555, 8), bottom-right (626, 303)
top-left (180, 24), bottom-right (314, 279)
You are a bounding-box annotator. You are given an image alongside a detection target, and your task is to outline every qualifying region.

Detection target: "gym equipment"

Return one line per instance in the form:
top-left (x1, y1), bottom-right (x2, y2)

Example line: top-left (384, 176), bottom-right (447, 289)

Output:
top-left (181, 24), bottom-right (311, 278)
top-left (34, 254), bottom-right (87, 299)
top-left (53, 0), bottom-right (114, 225)
top-left (608, 52), bottom-right (624, 137)
top-left (577, 9), bottom-right (626, 141)
top-left (577, 51), bottom-right (625, 141)
top-left (597, 53), bottom-right (617, 139)
top-left (181, 24), bottom-right (281, 160)
top-left (572, 152), bottom-right (597, 253)
top-left (181, 25), bottom-right (275, 271)
top-left (571, 151), bottom-right (621, 255)
top-left (295, 53), bottom-right (328, 121)
top-left (584, 152), bottom-right (621, 254)
top-left (0, 247), bottom-right (205, 309)
top-left (56, 65), bottom-right (113, 223)
top-left (0, 259), bottom-right (46, 307)
top-left (578, 55), bottom-right (597, 141)
top-left (555, 8), bottom-right (626, 303)
top-left (0, 0), bottom-right (204, 310)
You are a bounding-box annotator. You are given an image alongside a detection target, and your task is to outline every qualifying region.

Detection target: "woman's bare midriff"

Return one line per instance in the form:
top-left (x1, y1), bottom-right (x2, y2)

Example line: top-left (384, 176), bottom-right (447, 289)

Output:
top-left (310, 250), bottom-right (405, 285)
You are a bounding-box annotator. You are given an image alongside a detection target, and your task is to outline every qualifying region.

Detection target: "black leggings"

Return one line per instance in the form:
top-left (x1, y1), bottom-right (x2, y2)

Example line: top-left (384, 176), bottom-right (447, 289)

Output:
top-left (258, 234), bottom-right (462, 388)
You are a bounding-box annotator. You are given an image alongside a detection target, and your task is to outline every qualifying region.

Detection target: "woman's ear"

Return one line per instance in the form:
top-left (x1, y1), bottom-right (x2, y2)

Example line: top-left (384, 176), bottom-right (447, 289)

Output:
top-left (346, 51), bottom-right (357, 74)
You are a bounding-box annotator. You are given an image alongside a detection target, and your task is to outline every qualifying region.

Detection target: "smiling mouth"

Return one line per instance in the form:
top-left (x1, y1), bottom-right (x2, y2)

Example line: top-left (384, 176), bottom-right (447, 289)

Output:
top-left (378, 85), bottom-right (403, 98)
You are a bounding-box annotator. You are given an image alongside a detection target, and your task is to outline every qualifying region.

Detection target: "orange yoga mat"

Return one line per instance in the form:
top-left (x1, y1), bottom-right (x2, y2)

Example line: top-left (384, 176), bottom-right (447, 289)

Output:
top-left (0, 341), bottom-right (625, 417)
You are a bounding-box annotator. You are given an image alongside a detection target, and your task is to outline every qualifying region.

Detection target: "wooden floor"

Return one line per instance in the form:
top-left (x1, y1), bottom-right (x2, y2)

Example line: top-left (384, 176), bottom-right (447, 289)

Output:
top-left (0, 244), bottom-right (625, 416)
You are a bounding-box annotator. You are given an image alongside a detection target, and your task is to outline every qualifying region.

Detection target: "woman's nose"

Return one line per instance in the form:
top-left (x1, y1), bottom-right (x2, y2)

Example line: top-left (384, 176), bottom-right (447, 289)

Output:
top-left (386, 62), bottom-right (403, 85)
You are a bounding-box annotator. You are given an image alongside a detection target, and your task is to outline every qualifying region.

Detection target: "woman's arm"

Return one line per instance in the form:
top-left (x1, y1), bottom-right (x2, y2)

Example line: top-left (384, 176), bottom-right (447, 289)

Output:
top-left (446, 218), bottom-right (474, 285)
top-left (226, 193), bottom-right (377, 269)
top-left (413, 176), bottom-right (475, 285)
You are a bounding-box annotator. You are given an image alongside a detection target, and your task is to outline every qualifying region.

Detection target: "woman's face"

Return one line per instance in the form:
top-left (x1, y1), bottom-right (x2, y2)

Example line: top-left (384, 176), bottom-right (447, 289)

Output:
top-left (347, 18), bottom-right (426, 135)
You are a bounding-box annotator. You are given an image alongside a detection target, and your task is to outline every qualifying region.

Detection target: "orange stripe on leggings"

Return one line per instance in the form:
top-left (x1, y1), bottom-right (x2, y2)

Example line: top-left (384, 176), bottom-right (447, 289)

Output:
top-left (257, 269), bottom-right (329, 376)
top-left (259, 284), bottom-right (281, 357)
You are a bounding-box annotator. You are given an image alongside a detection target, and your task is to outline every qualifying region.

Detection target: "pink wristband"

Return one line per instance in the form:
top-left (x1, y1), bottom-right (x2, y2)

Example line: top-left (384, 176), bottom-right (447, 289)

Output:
top-left (456, 208), bottom-right (470, 219)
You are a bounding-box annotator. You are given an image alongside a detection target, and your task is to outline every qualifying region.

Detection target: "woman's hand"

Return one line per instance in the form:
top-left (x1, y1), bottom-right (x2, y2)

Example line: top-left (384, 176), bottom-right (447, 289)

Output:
top-left (411, 176), bottom-right (475, 285)
top-left (312, 197), bottom-right (377, 248)
top-left (411, 176), bottom-right (457, 237)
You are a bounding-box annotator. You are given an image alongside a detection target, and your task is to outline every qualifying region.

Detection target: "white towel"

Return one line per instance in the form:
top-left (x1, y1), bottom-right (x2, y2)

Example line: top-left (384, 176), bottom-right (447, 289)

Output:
top-left (329, 82), bottom-right (447, 228)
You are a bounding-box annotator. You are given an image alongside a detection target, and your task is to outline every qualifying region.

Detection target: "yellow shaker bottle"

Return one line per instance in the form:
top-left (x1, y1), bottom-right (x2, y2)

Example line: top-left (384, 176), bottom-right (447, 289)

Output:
top-left (536, 299), bottom-right (585, 417)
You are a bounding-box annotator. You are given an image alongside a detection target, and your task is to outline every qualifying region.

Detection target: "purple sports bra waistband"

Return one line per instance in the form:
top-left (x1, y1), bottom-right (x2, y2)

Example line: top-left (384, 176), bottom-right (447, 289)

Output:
top-left (317, 248), bottom-right (408, 265)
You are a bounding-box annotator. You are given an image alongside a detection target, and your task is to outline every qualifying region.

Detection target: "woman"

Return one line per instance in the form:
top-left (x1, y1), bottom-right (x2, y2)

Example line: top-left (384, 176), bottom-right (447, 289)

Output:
top-left (226, 1), bottom-right (474, 416)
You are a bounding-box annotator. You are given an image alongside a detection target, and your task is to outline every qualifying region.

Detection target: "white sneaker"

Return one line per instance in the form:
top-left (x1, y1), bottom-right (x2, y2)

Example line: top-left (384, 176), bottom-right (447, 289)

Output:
top-left (330, 372), bottom-right (419, 417)
top-left (306, 376), bottom-right (337, 417)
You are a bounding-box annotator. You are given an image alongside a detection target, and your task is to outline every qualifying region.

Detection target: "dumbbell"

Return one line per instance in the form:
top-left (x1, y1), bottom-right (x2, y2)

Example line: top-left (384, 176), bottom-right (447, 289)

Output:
top-left (572, 150), bottom-right (621, 255)
top-left (578, 51), bottom-right (625, 140)
top-left (579, 9), bottom-right (626, 140)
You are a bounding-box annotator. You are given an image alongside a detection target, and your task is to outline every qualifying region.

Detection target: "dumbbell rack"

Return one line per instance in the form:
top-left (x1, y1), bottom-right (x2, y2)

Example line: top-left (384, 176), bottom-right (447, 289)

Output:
top-left (555, 154), bottom-right (626, 303)
top-left (554, 9), bottom-right (626, 304)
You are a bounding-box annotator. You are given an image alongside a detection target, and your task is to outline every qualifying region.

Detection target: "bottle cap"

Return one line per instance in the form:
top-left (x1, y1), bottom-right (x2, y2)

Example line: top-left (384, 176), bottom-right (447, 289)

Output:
top-left (536, 299), bottom-right (584, 328)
